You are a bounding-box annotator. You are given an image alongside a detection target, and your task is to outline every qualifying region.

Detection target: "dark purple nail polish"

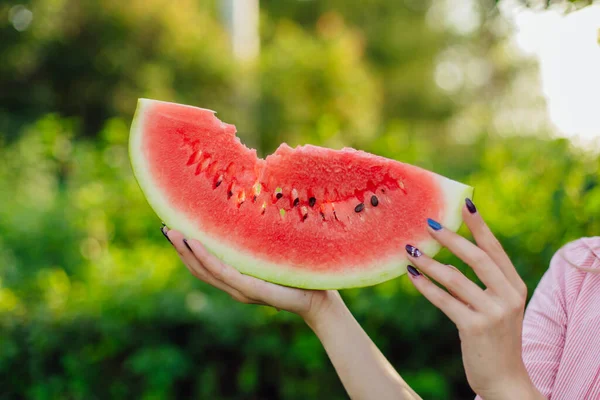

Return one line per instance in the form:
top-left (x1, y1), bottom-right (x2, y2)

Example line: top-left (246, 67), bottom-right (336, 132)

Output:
top-left (405, 244), bottom-right (422, 257)
top-left (161, 226), bottom-right (172, 245)
top-left (427, 218), bottom-right (442, 231)
top-left (465, 198), bottom-right (477, 214)
top-left (183, 238), bottom-right (192, 252)
top-left (407, 265), bottom-right (421, 277)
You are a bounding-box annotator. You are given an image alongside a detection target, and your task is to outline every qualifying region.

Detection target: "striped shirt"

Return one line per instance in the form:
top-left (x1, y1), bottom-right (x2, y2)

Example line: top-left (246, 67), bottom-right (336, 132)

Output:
top-left (477, 237), bottom-right (600, 399)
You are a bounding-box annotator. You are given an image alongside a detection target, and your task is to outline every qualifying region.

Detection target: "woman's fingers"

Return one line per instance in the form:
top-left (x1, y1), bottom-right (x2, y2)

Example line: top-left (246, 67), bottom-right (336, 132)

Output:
top-left (183, 236), bottom-right (315, 313)
top-left (183, 259), bottom-right (254, 304)
top-left (461, 202), bottom-right (527, 296)
top-left (425, 217), bottom-right (515, 298)
top-left (405, 246), bottom-right (492, 311)
top-left (406, 266), bottom-right (474, 325)
top-left (164, 228), bottom-right (255, 304)
top-left (163, 228), bottom-right (314, 314)
top-left (180, 235), bottom-right (277, 304)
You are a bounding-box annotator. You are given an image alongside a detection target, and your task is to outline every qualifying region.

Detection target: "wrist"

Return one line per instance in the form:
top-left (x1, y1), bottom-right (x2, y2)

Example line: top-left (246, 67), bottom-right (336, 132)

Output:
top-left (302, 291), bottom-right (347, 334)
top-left (511, 378), bottom-right (544, 400)
top-left (484, 369), bottom-right (543, 400)
top-left (508, 366), bottom-right (543, 400)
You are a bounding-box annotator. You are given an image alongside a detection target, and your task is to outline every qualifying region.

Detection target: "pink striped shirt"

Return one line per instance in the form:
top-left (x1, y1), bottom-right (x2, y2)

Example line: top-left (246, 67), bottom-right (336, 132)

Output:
top-left (477, 237), bottom-right (600, 399)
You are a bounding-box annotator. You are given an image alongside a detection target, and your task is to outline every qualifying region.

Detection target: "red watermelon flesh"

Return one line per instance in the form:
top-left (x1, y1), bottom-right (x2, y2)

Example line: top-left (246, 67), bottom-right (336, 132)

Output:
top-left (130, 99), bottom-right (473, 289)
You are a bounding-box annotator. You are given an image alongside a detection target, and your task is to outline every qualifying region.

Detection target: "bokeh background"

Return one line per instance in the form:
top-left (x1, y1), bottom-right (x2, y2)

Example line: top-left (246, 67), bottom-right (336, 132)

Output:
top-left (1, 0), bottom-right (600, 398)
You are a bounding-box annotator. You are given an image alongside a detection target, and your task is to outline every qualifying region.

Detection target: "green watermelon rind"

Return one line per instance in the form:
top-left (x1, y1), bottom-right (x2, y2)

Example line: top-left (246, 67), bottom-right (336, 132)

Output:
top-left (130, 99), bottom-right (474, 290)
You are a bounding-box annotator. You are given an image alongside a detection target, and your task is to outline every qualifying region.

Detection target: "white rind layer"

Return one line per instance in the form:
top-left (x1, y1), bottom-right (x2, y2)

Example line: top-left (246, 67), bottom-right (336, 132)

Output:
top-left (130, 99), bottom-right (474, 289)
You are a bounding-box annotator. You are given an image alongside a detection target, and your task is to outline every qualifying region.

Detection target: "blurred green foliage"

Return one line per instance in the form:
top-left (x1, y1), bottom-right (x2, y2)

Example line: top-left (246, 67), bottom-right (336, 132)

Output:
top-left (1, 0), bottom-right (599, 399)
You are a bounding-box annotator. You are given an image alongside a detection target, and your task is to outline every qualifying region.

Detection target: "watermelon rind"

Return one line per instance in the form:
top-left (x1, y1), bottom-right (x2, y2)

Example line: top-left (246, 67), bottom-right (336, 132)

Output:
top-left (130, 99), bottom-right (474, 289)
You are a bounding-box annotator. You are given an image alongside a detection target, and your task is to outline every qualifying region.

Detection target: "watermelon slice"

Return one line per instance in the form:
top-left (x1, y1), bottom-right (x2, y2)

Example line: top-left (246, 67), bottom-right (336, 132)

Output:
top-left (129, 99), bottom-right (473, 289)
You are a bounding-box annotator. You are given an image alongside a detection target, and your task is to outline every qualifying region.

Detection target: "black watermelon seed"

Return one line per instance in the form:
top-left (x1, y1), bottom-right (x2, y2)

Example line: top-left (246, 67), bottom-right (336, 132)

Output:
top-left (215, 180), bottom-right (222, 188)
top-left (276, 193), bottom-right (283, 199)
top-left (370, 195), bottom-right (379, 207)
top-left (354, 203), bottom-right (365, 213)
top-left (293, 198), bottom-right (300, 207)
top-left (309, 197), bottom-right (316, 207)
top-left (302, 214), bottom-right (308, 221)
top-left (227, 190), bottom-right (233, 198)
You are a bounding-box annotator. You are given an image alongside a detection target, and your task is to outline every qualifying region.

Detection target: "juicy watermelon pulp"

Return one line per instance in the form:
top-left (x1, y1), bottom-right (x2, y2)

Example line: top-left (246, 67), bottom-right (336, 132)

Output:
top-left (130, 99), bottom-right (473, 289)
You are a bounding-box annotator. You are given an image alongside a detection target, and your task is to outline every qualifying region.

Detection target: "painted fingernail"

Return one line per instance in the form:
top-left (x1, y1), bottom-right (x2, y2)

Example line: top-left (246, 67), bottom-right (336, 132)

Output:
top-left (465, 198), bottom-right (477, 214)
top-left (427, 218), bottom-right (442, 231)
top-left (183, 238), bottom-right (192, 251)
top-left (407, 265), bottom-right (421, 277)
top-left (405, 244), bottom-right (422, 257)
top-left (161, 226), bottom-right (172, 245)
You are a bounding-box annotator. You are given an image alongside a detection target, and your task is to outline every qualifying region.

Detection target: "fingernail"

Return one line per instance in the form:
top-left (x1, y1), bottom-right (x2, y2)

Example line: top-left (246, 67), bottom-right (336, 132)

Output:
top-left (405, 244), bottom-right (422, 257)
top-left (407, 265), bottom-right (421, 277)
top-left (183, 238), bottom-right (192, 252)
top-left (427, 218), bottom-right (442, 231)
top-left (465, 198), bottom-right (477, 214)
top-left (161, 226), bottom-right (172, 245)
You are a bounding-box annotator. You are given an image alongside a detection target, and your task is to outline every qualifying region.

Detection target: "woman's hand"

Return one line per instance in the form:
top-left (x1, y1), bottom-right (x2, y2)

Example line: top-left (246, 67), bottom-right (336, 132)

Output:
top-left (161, 226), bottom-right (339, 325)
top-left (405, 199), bottom-right (543, 400)
top-left (161, 226), bottom-right (420, 399)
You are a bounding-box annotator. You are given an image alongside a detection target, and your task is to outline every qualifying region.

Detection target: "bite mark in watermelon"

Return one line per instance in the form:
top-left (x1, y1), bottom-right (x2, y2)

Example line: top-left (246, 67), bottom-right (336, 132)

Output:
top-left (129, 99), bottom-right (473, 289)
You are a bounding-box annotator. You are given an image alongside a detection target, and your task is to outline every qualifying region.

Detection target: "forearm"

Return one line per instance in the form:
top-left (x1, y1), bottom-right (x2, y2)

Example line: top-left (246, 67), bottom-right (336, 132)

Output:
top-left (305, 295), bottom-right (421, 400)
top-left (480, 374), bottom-right (545, 400)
